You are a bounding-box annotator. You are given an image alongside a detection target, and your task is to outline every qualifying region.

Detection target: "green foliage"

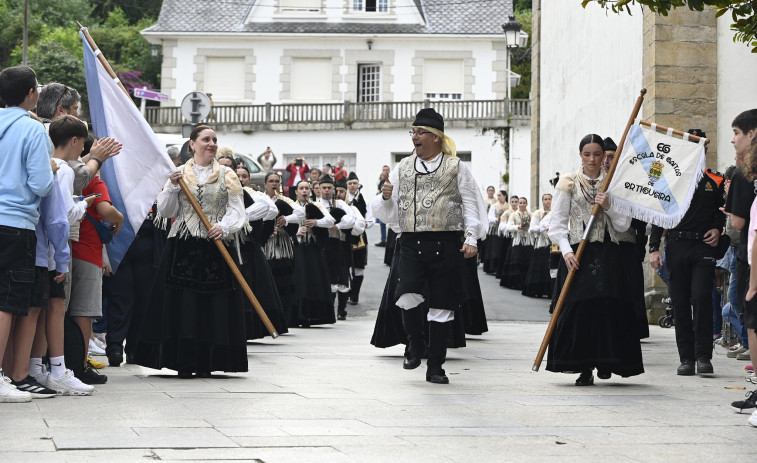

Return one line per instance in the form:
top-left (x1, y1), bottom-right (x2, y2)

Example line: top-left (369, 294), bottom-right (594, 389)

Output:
top-left (511, 9), bottom-right (533, 100)
top-left (0, 0), bottom-right (164, 108)
top-left (581, 1), bottom-right (757, 52)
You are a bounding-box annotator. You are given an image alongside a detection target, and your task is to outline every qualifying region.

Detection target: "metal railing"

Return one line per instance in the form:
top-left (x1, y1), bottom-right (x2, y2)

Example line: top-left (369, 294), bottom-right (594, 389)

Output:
top-left (145, 99), bottom-right (530, 128)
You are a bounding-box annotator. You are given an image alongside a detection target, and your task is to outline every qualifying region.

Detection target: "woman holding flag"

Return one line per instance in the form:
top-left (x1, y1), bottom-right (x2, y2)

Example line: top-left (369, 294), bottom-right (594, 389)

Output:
top-left (546, 134), bottom-right (644, 386)
top-left (133, 125), bottom-right (248, 378)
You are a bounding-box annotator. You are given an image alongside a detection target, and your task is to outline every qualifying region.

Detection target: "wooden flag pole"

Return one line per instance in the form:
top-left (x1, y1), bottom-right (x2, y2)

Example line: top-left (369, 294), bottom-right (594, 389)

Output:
top-left (532, 88), bottom-right (646, 371)
top-left (638, 120), bottom-right (710, 145)
top-left (78, 23), bottom-right (279, 338)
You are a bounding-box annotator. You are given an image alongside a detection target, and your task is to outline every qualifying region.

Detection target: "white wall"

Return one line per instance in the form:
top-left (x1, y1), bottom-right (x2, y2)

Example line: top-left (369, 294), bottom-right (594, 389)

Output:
top-left (717, 15), bottom-right (757, 171)
top-left (168, 36), bottom-right (500, 104)
top-left (509, 125), bottom-right (531, 198)
top-left (539, 1), bottom-right (643, 194)
top-left (213, 127), bottom-right (508, 198)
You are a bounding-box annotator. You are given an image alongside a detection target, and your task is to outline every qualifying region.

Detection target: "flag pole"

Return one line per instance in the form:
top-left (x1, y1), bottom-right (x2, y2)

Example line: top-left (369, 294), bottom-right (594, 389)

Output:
top-left (78, 23), bottom-right (279, 339)
top-left (532, 88), bottom-right (646, 371)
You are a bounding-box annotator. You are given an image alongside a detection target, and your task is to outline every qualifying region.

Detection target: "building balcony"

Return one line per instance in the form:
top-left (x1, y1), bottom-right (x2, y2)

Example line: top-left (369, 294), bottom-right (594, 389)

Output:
top-left (145, 99), bottom-right (531, 133)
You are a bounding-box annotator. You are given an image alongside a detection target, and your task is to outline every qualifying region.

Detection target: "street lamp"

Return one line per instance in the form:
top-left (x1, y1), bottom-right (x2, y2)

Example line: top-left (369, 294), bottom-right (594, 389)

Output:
top-left (502, 15), bottom-right (522, 49)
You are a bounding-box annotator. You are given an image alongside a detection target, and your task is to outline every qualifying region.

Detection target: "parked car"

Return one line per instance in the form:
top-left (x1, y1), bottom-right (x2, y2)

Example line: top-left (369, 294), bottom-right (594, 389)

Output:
top-left (235, 153), bottom-right (267, 191)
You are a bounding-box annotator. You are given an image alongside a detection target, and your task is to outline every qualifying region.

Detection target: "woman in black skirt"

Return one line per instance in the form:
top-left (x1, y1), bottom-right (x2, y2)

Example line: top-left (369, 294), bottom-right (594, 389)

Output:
top-left (500, 197), bottom-right (532, 289)
top-left (134, 125), bottom-right (248, 378)
top-left (522, 193), bottom-right (553, 298)
top-left (546, 134), bottom-right (644, 386)
top-left (292, 181), bottom-right (336, 326)
top-left (483, 190), bottom-right (509, 274)
top-left (261, 172), bottom-right (299, 327)
top-left (495, 195), bottom-right (519, 279)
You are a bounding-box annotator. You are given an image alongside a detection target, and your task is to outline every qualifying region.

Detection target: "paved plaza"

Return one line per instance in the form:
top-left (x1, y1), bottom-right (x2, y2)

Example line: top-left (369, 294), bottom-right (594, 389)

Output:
top-left (2, 233), bottom-right (754, 462)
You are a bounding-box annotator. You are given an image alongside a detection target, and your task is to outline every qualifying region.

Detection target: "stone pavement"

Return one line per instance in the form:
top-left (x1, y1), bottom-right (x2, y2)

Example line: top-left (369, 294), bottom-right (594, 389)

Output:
top-left (1, 315), bottom-right (754, 462)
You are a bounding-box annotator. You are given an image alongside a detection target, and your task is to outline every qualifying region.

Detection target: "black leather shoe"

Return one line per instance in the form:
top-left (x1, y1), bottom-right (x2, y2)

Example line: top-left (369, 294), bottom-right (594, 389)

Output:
top-left (426, 369), bottom-right (449, 384)
top-left (177, 369), bottom-right (193, 379)
top-left (597, 369), bottom-right (612, 380)
top-left (348, 299), bottom-right (358, 306)
top-left (696, 358), bottom-right (714, 375)
top-left (196, 370), bottom-right (211, 378)
top-left (337, 312), bottom-right (346, 321)
top-left (107, 352), bottom-right (123, 367)
top-left (403, 355), bottom-right (422, 370)
top-left (125, 353), bottom-right (136, 364)
top-left (575, 370), bottom-right (594, 386)
top-left (677, 361), bottom-right (695, 376)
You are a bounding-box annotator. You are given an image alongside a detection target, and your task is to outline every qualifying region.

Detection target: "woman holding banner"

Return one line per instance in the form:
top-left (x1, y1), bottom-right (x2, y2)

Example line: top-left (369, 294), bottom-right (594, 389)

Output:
top-left (546, 134), bottom-right (644, 386)
top-left (133, 125), bottom-right (248, 378)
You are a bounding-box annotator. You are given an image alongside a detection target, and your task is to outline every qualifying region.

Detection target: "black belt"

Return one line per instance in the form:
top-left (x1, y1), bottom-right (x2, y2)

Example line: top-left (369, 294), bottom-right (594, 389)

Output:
top-left (668, 230), bottom-right (703, 241)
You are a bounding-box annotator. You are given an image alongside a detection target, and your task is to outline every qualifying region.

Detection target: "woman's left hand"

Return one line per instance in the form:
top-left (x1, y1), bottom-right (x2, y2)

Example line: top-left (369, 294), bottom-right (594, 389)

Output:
top-left (207, 224), bottom-right (224, 240)
top-left (595, 192), bottom-right (610, 210)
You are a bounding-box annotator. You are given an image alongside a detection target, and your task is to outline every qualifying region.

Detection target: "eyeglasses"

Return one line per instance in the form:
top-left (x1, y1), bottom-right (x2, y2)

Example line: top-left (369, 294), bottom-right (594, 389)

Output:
top-left (54, 85), bottom-right (69, 109)
top-left (408, 130), bottom-right (432, 137)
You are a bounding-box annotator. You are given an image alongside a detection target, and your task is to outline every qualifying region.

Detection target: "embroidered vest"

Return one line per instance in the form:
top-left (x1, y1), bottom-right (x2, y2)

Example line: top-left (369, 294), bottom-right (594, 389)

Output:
top-left (566, 174), bottom-right (621, 245)
top-left (511, 211), bottom-right (533, 246)
top-left (532, 209), bottom-right (551, 249)
top-left (397, 154), bottom-right (464, 233)
top-left (168, 165), bottom-right (230, 240)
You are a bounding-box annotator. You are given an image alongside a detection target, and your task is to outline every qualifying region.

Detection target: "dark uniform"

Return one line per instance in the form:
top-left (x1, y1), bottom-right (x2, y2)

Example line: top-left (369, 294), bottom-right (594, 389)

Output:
top-left (650, 172), bottom-right (726, 374)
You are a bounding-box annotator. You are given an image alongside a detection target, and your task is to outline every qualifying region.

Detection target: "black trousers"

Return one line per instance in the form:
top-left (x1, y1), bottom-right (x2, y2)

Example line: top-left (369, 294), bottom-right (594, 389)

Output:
top-left (665, 238), bottom-right (716, 362)
top-left (104, 236), bottom-right (157, 356)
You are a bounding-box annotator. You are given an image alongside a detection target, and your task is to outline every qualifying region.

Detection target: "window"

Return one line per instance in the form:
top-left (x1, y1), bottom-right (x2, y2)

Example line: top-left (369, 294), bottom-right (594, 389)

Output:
top-left (352, 0), bottom-right (388, 12)
top-left (357, 64), bottom-right (381, 102)
top-left (284, 154), bottom-right (356, 174)
top-left (280, 0), bottom-right (321, 12)
top-left (290, 58), bottom-right (332, 101)
top-left (205, 57), bottom-right (245, 101)
top-left (423, 59), bottom-right (464, 101)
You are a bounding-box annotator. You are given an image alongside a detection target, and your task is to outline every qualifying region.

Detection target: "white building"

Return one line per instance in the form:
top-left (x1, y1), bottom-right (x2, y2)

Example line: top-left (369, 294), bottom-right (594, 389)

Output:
top-left (142, 0), bottom-right (531, 197)
top-left (531, 1), bottom-right (757, 200)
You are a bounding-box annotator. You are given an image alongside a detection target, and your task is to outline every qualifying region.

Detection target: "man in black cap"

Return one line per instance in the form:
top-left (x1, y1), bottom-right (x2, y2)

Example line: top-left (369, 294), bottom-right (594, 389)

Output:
top-left (319, 174), bottom-right (355, 320)
top-left (649, 129), bottom-right (726, 376)
top-left (601, 137), bottom-right (617, 172)
top-left (372, 108), bottom-right (488, 384)
top-left (346, 171), bottom-right (374, 305)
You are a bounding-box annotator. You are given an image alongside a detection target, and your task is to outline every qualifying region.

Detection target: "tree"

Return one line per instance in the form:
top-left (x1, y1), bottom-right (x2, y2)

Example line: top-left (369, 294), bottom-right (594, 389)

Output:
top-left (581, 1), bottom-right (757, 52)
top-left (511, 8), bottom-right (532, 100)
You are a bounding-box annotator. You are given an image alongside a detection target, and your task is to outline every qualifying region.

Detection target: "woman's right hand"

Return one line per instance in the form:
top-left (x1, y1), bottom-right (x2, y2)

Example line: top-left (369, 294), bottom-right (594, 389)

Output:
top-left (305, 219), bottom-right (317, 228)
top-left (564, 252), bottom-right (579, 272)
top-left (169, 171), bottom-right (183, 186)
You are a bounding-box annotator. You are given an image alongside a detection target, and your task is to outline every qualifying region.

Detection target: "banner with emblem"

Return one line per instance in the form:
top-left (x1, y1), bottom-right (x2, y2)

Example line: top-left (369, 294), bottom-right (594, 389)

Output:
top-left (606, 123), bottom-right (707, 229)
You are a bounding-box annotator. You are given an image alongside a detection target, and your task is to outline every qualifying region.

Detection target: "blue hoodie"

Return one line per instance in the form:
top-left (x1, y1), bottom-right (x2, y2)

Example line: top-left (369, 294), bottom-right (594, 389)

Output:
top-left (0, 107), bottom-right (54, 230)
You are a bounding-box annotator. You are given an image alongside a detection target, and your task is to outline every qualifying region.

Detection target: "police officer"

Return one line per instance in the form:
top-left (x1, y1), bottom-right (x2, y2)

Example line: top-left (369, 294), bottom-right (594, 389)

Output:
top-left (649, 129), bottom-right (726, 376)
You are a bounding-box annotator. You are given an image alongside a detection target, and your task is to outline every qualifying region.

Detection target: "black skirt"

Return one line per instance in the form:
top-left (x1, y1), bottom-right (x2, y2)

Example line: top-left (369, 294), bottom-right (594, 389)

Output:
top-left (294, 239), bottom-right (336, 326)
top-left (239, 236), bottom-right (289, 339)
top-left (264, 232), bottom-right (298, 328)
top-left (461, 253), bottom-right (488, 335)
top-left (370, 241), bottom-right (467, 349)
top-left (546, 240), bottom-right (644, 377)
top-left (522, 246), bottom-right (552, 298)
top-left (133, 236), bottom-right (248, 373)
top-left (383, 229), bottom-right (397, 266)
top-left (325, 237), bottom-right (351, 287)
top-left (495, 235), bottom-right (513, 279)
top-left (501, 243), bottom-right (532, 289)
top-left (619, 242), bottom-right (650, 339)
top-left (482, 230), bottom-right (502, 274)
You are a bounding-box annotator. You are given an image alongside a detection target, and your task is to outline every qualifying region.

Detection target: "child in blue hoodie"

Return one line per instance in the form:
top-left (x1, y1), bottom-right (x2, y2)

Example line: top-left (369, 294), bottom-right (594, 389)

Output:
top-left (0, 65), bottom-right (54, 403)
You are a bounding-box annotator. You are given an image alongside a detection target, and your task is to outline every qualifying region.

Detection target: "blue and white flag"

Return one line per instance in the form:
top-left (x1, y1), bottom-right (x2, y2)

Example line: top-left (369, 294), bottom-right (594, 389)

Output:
top-left (606, 123), bottom-right (707, 229)
top-left (81, 32), bottom-right (175, 272)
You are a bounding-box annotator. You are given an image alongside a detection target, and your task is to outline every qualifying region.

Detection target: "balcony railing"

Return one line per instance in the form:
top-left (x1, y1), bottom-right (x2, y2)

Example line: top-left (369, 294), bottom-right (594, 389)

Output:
top-left (145, 99), bottom-right (530, 129)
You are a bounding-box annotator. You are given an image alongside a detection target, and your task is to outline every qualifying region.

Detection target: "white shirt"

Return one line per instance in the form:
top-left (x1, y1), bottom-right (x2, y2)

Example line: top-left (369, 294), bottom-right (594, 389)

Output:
top-left (319, 197), bottom-right (356, 230)
top-left (548, 171), bottom-right (631, 256)
top-left (371, 153), bottom-right (488, 246)
top-left (53, 158), bottom-right (87, 226)
top-left (158, 163), bottom-right (246, 238)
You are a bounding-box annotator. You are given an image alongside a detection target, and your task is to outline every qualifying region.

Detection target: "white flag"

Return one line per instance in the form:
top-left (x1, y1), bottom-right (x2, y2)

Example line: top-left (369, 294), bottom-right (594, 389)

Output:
top-left (606, 124), bottom-right (707, 229)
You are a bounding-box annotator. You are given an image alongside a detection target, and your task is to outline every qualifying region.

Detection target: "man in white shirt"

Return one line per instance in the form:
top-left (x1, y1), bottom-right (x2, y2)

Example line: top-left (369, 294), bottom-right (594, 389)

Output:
top-left (372, 108), bottom-right (487, 384)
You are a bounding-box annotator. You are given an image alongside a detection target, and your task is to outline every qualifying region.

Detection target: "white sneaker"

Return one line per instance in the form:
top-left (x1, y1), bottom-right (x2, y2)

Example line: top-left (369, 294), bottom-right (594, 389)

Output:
top-left (749, 410), bottom-right (757, 427)
top-left (47, 370), bottom-right (94, 396)
top-left (92, 336), bottom-right (106, 351)
top-left (93, 332), bottom-right (106, 345)
top-left (88, 338), bottom-right (106, 356)
top-left (31, 364), bottom-right (50, 387)
top-left (0, 375), bottom-right (32, 403)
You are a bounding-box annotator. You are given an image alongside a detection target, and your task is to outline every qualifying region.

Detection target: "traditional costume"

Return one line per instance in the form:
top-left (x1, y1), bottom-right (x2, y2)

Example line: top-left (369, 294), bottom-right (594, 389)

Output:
top-left (134, 160), bottom-right (248, 376)
top-left (371, 108), bottom-right (488, 384)
top-left (294, 201), bottom-right (336, 326)
top-left (482, 200), bottom-right (508, 274)
top-left (522, 207), bottom-right (553, 298)
top-left (500, 208), bottom-right (533, 289)
top-left (262, 190), bottom-right (299, 328)
top-left (546, 168), bottom-right (644, 382)
top-left (346, 172), bottom-right (374, 306)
